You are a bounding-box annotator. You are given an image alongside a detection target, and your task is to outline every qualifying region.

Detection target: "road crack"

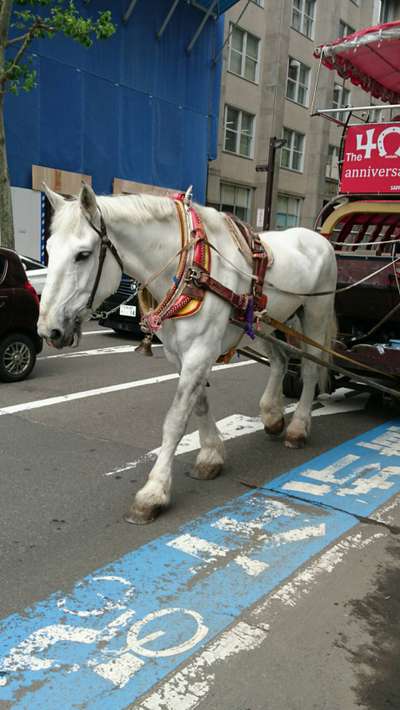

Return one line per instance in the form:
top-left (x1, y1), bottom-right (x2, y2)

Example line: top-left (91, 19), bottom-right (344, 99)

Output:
top-left (238, 480), bottom-right (400, 535)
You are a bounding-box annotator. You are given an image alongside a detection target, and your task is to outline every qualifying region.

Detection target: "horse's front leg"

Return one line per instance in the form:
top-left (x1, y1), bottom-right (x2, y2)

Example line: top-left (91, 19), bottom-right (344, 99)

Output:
top-left (190, 387), bottom-right (225, 480)
top-left (126, 358), bottom-right (211, 524)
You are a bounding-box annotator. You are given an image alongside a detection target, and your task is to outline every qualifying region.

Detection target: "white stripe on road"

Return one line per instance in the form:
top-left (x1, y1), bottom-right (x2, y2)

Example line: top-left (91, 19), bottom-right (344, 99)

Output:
top-left (103, 392), bottom-right (369, 477)
top-left (167, 535), bottom-right (229, 561)
top-left (282, 481), bottom-right (332, 496)
top-left (264, 523), bottom-right (326, 545)
top-left (39, 344), bottom-right (165, 360)
top-left (166, 534), bottom-right (270, 577)
top-left (0, 361), bottom-right (253, 417)
top-left (82, 329), bottom-right (114, 335)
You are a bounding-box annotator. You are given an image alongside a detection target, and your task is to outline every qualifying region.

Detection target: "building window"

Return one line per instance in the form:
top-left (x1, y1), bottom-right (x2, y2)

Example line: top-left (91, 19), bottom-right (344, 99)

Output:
top-left (369, 106), bottom-right (385, 123)
top-left (219, 183), bottom-right (252, 221)
top-left (339, 20), bottom-right (355, 37)
top-left (228, 25), bottom-right (260, 83)
top-left (276, 195), bottom-right (302, 229)
top-left (326, 145), bottom-right (340, 181)
top-left (286, 57), bottom-right (310, 107)
top-left (291, 0), bottom-right (316, 39)
top-left (332, 83), bottom-right (351, 120)
top-left (378, 0), bottom-right (399, 22)
top-left (281, 128), bottom-right (305, 172)
top-left (224, 105), bottom-right (255, 158)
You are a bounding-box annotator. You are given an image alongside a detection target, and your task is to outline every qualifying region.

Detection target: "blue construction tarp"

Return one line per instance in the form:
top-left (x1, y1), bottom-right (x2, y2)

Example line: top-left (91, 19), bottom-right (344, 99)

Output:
top-left (195, 0), bottom-right (242, 14)
top-left (4, 0), bottom-right (224, 203)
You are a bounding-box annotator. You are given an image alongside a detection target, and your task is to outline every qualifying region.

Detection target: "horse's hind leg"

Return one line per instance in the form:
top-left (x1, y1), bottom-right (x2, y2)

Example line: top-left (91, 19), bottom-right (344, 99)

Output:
top-left (259, 341), bottom-right (288, 436)
top-left (285, 299), bottom-right (335, 449)
top-left (190, 387), bottom-right (225, 480)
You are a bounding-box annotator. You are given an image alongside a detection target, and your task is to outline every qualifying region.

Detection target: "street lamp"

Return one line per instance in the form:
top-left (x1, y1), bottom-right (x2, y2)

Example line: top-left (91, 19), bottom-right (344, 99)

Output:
top-left (256, 137), bottom-right (286, 231)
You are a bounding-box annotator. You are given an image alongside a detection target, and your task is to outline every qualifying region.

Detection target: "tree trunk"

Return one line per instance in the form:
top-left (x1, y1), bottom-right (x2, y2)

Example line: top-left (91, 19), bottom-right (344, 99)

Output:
top-left (0, 93), bottom-right (15, 249)
top-left (0, 0), bottom-right (15, 249)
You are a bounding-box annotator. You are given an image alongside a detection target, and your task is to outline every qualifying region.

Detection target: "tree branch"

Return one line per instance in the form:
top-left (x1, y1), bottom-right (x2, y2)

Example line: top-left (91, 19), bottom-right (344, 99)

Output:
top-left (6, 31), bottom-right (31, 47)
top-left (1, 19), bottom-right (53, 87)
top-left (6, 21), bottom-right (55, 47)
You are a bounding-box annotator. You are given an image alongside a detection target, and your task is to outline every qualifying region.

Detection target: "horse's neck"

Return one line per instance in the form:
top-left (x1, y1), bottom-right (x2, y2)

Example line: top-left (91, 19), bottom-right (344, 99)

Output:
top-left (106, 212), bottom-right (180, 302)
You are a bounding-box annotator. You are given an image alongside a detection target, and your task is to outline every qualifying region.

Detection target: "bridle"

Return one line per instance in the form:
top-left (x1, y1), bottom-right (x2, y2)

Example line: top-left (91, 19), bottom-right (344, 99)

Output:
top-left (85, 209), bottom-right (124, 311)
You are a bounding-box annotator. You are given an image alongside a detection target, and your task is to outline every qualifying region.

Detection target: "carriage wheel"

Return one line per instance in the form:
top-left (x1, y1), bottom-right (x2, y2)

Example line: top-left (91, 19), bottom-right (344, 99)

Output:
top-left (283, 371), bottom-right (336, 399)
top-left (283, 371), bottom-right (303, 399)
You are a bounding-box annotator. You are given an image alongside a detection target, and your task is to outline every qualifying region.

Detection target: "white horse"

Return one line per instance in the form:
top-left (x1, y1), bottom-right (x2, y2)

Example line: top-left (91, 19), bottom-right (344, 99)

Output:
top-left (38, 184), bottom-right (337, 524)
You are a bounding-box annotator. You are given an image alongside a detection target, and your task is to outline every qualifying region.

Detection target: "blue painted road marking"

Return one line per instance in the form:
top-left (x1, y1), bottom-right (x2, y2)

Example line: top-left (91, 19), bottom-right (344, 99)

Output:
top-left (0, 420), bottom-right (399, 708)
top-left (267, 422), bottom-right (400, 515)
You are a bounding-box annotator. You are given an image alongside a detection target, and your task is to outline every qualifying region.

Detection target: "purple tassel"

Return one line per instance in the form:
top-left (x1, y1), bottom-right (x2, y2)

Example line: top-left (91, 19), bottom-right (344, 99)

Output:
top-left (245, 297), bottom-right (255, 339)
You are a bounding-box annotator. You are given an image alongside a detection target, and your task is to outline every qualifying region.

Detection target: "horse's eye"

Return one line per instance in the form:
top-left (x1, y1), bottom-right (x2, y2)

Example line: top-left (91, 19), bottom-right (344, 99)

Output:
top-left (75, 251), bottom-right (91, 262)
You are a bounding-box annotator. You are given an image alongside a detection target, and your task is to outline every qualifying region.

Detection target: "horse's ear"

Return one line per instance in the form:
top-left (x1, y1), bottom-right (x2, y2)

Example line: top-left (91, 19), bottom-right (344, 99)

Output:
top-left (79, 182), bottom-right (98, 221)
top-left (42, 183), bottom-right (64, 211)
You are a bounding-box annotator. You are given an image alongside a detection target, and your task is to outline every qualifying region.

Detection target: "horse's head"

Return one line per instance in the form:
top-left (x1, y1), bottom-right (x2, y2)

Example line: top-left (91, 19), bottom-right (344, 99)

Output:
top-left (38, 183), bottom-right (122, 348)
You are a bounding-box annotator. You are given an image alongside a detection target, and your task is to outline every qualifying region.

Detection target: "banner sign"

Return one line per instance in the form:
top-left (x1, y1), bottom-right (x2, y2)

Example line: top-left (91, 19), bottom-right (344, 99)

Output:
top-left (340, 122), bottom-right (400, 194)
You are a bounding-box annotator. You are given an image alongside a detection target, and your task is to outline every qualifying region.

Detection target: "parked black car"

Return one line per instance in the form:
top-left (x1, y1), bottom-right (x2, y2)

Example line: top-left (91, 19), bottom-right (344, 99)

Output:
top-left (0, 248), bottom-right (42, 382)
top-left (98, 274), bottom-right (142, 336)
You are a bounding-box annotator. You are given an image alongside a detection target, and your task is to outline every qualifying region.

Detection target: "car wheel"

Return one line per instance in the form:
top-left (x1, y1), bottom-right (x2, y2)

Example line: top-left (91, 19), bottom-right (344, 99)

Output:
top-left (0, 333), bottom-right (37, 382)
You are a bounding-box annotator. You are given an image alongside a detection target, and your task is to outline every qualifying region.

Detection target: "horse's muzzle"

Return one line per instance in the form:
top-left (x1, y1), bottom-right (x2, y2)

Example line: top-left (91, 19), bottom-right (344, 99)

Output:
top-left (40, 318), bottom-right (82, 349)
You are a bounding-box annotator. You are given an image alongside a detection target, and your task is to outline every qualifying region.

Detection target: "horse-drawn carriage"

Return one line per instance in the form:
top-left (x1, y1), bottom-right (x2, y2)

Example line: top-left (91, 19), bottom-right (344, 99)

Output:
top-left (38, 19), bottom-right (400, 523)
top-left (282, 19), bottom-right (400, 401)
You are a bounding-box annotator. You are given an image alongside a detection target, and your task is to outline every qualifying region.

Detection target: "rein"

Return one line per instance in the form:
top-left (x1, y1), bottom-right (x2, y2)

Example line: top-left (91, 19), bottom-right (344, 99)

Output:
top-left (266, 254), bottom-right (400, 298)
top-left (85, 211), bottom-right (124, 311)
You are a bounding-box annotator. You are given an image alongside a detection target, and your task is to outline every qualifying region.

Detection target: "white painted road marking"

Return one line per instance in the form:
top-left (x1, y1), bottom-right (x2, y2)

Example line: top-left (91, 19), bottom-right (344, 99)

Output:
top-left (103, 391), bottom-right (369, 477)
top-left (82, 328), bottom-right (114, 335)
top-left (39, 343), bottom-right (165, 360)
top-left (357, 425), bottom-right (400, 456)
top-left (167, 534), bottom-right (270, 576)
top-left (138, 499), bottom-right (399, 710)
top-left (0, 360), bottom-right (253, 417)
top-left (1, 425), bottom-right (399, 708)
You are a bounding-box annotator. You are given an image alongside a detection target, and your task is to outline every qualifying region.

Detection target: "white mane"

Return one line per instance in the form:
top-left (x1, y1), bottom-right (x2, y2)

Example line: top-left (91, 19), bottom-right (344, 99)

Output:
top-left (99, 193), bottom-right (177, 224)
top-left (51, 192), bottom-right (222, 236)
top-left (99, 193), bottom-right (222, 231)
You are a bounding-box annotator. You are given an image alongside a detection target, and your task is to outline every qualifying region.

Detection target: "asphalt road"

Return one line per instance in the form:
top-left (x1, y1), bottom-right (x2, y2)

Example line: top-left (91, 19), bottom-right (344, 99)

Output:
top-left (0, 322), bottom-right (399, 709)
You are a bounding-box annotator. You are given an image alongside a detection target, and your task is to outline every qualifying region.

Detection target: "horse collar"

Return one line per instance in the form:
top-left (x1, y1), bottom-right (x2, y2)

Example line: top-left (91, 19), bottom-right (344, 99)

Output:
top-left (140, 194), bottom-right (271, 338)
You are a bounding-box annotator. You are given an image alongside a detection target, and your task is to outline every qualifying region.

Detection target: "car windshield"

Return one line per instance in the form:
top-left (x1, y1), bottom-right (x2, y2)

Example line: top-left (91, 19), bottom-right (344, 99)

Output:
top-left (21, 256), bottom-right (45, 270)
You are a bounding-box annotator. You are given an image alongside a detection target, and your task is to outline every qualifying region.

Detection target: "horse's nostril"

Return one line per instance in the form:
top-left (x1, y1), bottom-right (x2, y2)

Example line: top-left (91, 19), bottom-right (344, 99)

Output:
top-left (50, 329), bottom-right (62, 340)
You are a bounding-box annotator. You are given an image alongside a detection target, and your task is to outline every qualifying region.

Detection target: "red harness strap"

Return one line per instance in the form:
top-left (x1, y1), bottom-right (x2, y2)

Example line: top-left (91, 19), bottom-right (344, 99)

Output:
top-left (188, 219), bottom-right (269, 336)
top-left (185, 267), bottom-right (249, 313)
top-left (141, 193), bottom-right (270, 336)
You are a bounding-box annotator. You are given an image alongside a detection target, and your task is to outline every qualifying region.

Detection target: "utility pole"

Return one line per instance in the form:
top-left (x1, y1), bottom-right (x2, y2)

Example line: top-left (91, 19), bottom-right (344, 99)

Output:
top-left (256, 136), bottom-right (286, 231)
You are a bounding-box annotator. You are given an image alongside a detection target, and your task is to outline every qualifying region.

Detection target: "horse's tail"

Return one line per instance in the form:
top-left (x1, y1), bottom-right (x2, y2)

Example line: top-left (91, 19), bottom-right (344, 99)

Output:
top-left (317, 305), bottom-right (337, 394)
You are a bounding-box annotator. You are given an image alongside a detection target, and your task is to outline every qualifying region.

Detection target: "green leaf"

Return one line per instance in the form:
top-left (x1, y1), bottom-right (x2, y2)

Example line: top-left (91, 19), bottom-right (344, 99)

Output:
top-left (3, 1), bottom-right (116, 95)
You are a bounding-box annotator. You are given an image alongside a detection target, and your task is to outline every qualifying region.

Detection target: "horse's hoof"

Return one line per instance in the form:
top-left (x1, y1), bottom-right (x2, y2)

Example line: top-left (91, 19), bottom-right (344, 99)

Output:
top-left (124, 507), bottom-right (160, 525)
top-left (284, 435), bottom-right (306, 449)
top-left (189, 463), bottom-right (222, 480)
top-left (264, 417), bottom-right (285, 437)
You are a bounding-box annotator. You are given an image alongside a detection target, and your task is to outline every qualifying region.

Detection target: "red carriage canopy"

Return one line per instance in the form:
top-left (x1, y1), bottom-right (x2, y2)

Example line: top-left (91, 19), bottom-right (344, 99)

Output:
top-left (314, 21), bottom-right (400, 105)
